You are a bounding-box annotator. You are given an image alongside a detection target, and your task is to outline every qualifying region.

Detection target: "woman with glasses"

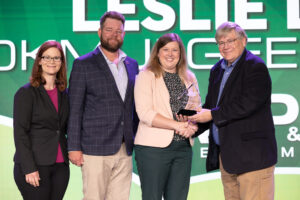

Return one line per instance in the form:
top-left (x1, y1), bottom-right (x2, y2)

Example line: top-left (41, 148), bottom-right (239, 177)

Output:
top-left (13, 41), bottom-right (69, 200)
top-left (134, 33), bottom-right (201, 200)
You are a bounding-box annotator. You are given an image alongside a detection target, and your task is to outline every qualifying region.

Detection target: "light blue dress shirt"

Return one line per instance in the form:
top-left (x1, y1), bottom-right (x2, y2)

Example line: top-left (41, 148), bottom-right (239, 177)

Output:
top-left (212, 56), bottom-right (242, 145)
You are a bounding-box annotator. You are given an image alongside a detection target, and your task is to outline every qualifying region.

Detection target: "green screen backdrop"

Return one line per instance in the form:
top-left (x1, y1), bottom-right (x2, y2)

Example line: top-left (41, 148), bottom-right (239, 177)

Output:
top-left (1, 0), bottom-right (300, 199)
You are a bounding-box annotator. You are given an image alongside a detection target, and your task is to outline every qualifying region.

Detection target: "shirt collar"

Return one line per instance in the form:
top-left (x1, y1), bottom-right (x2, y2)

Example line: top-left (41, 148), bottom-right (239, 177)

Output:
top-left (221, 51), bottom-right (243, 70)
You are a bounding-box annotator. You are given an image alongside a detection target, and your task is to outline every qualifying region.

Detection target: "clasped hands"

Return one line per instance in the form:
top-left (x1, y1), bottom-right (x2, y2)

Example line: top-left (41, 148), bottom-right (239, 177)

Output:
top-left (175, 112), bottom-right (199, 138)
top-left (175, 108), bottom-right (212, 138)
top-left (175, 121), bottom-right (198, 138)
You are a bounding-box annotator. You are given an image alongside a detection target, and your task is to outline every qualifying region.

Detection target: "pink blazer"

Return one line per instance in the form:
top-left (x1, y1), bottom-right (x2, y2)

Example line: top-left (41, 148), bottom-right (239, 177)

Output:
top-left (134, 69), bottom-right (201, 148)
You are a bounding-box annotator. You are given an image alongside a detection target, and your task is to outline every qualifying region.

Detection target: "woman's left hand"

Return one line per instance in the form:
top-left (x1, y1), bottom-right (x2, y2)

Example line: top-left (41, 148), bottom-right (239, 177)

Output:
top-left (176, 114), bottom-right (188, 122)
top-left (25, 171), bottom-right (40, 187)
top-left (186, 122), bottom-right (198, 137)
top-left (177, 122), bottom-right (198, 138)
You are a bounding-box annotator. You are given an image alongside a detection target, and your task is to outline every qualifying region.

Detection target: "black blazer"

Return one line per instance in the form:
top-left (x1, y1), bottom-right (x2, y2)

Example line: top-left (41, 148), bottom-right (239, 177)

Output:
top-left (67, 48), bottom-right (139, 156)
top-left (13, 83), bottom-right (69, 175)
top-left (198, 49), bottom-right (277, 174)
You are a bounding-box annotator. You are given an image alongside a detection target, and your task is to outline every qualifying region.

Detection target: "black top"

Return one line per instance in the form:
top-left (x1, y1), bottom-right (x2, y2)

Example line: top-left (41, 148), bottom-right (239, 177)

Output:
top-left (163, 71), bottom-right (188, 141)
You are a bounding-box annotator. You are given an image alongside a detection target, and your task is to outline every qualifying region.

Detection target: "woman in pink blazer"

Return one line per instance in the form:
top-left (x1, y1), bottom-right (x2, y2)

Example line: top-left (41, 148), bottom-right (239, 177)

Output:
top-left (134, 33), bottom-right (201, 200)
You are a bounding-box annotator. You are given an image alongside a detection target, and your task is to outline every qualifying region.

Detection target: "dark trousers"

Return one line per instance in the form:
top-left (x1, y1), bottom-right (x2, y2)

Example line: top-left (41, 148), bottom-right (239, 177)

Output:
top-left (14, 163), bottom-right (70, 200)
top-left (135, 139), bottom-right (192, 200)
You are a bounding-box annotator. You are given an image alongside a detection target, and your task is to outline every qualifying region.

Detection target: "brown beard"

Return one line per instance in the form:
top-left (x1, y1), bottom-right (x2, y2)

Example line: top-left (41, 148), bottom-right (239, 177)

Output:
top-left (100, 36), bottom-right (123, 53)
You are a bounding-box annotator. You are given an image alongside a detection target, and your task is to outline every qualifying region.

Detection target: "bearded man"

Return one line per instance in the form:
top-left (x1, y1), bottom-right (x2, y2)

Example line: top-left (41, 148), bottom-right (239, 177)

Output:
top-left (67, 11), bottom-right (139, 200)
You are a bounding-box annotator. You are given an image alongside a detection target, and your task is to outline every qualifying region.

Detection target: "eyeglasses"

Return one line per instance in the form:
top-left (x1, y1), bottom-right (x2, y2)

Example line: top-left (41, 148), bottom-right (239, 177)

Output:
top-left (217, 38), bottom-right (239, 48)
top-left (41, 56), bottom-right (62, 63)
top-left (103, 28), bottom-right (123, 35)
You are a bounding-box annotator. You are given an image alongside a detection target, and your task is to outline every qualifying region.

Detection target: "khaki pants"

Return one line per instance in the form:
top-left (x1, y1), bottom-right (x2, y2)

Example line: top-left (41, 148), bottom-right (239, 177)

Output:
top-left (219, 157), bottom-right (275, 200)
top-left (81, 143), bottom-right (132, 200)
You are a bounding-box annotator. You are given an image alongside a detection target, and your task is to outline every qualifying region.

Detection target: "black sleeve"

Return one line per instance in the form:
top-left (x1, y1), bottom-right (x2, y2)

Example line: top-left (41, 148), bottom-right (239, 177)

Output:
top-left (13, 87), bottom-right (37, 174)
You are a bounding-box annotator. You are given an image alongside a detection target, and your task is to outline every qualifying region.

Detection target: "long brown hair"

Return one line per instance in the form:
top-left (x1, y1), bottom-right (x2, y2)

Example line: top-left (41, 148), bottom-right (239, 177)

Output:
top-left (30, 41), bottom-right (67, 91)
top-left (146, 33), bottom-right (188, 82)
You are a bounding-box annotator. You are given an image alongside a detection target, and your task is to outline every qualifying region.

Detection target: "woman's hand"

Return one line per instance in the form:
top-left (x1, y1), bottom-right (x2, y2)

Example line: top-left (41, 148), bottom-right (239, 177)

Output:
top-left (176, 121), bottom-right (198, 138)
top-left (176, 114), bottom-right (188, 122)
top-left (175, 121), bottom-right (189, 134)
top-left (187, 122), bottom-right (198, 137)
top-left (25, 171), bottom-right (40, 187)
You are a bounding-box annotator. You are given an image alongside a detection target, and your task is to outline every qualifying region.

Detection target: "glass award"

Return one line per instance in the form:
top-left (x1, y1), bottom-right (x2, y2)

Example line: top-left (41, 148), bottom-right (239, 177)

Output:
top-left (177, 83), bottom-right (202, 116)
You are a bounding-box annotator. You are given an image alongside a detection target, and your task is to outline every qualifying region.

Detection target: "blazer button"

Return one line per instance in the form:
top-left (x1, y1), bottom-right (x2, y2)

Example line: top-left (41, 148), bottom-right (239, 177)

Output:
top-left (56, 130), bottom-right (60, 134)
top-left (121, 121), bottom-right (124, 126)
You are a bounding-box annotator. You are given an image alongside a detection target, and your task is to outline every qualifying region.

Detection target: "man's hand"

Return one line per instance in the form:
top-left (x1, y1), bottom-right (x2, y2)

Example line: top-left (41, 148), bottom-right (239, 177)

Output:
top-left (68, 151), bottom-right (84, 167)
top-left (188, 109), bottom-right (212, 123)
top-left (25, 171), bottom-right (40, 187)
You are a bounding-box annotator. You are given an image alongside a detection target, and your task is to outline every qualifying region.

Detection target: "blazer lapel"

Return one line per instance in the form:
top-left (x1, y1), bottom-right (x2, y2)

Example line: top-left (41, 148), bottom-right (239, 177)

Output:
top-left (57, 89), bottom-right (62, 115)
top-left (211, 67), bottom-right (225, 107)
top-left (93, 48), bottom-right (123, 103)
top-left (123, 58), bottom-right (134, 104)
top-left (217, 50), bottom-right (247, 105)
top-left (38, 85), bottom-right (58, 116)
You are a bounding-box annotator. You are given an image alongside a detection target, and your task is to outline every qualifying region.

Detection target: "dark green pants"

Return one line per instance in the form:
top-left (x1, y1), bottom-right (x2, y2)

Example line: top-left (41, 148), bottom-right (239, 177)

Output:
top-left (135, 139), bottom-right (192, 200)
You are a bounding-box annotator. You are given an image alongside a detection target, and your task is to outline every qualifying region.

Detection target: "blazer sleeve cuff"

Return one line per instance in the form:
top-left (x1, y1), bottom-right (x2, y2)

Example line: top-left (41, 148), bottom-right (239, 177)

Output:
top-left (211, 107), bottom-right (227, 127)
top-left (141, 110), bottom-right (157, 127)
top-left (20, 161), bottom-right (37, 175)
top-left (67, 143), bottom-right (82, 152)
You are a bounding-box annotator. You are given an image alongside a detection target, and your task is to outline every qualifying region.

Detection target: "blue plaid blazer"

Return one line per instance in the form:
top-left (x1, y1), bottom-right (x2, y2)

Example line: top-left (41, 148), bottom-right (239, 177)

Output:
top-left (67, 48), bottom-right (139, 156)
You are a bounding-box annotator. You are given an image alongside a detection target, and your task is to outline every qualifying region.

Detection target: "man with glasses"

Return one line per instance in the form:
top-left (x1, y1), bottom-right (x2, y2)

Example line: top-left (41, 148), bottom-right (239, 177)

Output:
top-left (67, 11), bottom-right (139, 200)
top-left (189, 22), bottom-right (277, 200)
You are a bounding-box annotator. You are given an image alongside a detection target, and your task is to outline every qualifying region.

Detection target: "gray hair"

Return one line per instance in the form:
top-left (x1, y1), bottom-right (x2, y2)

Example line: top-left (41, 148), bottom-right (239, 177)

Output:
top-left (215, 22), bottom-right (248, 43)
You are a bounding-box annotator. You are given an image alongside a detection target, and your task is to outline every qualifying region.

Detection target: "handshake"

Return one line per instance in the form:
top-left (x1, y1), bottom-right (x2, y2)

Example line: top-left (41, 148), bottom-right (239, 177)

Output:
top-left (175, 120), bottom-right (198, 138)
top-left (175, 108), bottom-right (212, 138)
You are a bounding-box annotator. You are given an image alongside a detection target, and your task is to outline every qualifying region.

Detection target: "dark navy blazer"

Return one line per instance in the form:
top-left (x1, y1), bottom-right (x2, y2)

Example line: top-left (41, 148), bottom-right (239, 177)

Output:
top-left (197, 49), bottom-right (277, 174)
top-left (67, 48), bottom-right (139, 156)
